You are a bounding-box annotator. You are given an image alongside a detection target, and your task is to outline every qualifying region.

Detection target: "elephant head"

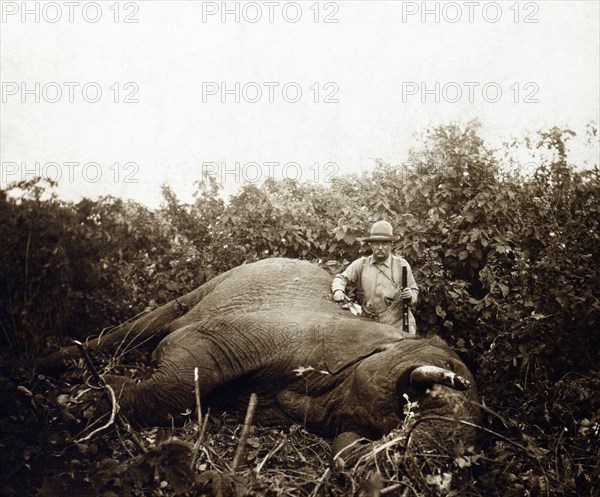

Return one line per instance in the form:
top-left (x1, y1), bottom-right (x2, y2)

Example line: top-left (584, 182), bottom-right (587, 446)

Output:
top-left (322, 332), bottom-right (480, 447)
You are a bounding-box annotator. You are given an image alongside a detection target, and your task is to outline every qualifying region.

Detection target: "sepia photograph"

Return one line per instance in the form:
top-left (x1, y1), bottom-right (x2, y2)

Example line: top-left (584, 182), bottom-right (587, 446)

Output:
top-left (1, 1), bottom-right (598, 495)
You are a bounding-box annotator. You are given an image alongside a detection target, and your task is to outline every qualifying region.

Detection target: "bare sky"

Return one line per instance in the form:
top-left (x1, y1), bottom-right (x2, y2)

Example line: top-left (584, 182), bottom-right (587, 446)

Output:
top-left (1, 0), bottom-right (599, 207)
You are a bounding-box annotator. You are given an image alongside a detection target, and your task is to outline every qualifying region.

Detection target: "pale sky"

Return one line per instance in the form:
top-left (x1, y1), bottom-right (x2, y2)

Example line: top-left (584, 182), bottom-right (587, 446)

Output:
top-left (1, 0), bottom-right (599, 207)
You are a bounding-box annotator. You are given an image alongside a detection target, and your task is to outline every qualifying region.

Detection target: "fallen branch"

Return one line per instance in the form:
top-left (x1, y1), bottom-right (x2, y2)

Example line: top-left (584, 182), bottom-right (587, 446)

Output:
top-left (77, 383), bottom-right (117, 442)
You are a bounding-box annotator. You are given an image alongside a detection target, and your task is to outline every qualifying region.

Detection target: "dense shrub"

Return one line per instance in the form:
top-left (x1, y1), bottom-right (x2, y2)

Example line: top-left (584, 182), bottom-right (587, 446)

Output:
top-left (0, 181), bottom-right (207, 356)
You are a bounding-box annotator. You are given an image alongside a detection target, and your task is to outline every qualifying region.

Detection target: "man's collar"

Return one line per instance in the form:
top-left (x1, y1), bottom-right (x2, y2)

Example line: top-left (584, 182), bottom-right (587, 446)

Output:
top-left (368, 254), bottom-right (392, 267)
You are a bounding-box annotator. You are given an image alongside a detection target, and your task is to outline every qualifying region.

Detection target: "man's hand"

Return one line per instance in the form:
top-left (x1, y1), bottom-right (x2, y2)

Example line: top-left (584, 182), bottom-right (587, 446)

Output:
top-left (400, 288), bottom-right (413, 301)
top-left (333, 290), bottom-right (349, 302)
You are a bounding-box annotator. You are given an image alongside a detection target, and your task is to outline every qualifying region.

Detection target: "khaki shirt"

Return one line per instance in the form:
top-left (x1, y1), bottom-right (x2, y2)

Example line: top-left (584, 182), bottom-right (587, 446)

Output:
top-left (331, 255), bottom-right (419, 332)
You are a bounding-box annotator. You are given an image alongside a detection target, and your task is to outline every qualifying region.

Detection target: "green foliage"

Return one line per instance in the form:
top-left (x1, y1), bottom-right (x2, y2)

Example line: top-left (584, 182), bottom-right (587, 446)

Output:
top-left (0, 121), bottom-right (598, 496)
top-left (0, 181), bottom-right (208, 357)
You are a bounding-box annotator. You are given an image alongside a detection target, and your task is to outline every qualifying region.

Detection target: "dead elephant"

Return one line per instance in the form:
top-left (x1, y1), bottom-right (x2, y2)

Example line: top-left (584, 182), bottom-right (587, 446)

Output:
top-left (39, 258), bottom-right (480, 453)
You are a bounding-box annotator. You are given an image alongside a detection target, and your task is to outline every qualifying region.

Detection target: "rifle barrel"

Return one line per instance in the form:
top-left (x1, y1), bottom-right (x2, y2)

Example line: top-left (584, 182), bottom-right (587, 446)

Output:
top-left (401, 266), bottom-right (409, 331)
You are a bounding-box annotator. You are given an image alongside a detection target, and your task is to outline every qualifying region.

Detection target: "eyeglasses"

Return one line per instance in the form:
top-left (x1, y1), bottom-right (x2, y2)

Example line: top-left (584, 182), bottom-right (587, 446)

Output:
top-left (370, 242), bottom-right (391, 247)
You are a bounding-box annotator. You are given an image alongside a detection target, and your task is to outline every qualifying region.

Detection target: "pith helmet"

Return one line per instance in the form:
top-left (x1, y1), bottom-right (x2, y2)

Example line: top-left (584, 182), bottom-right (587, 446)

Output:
top-left (358, 220), bottom-right (400, 242)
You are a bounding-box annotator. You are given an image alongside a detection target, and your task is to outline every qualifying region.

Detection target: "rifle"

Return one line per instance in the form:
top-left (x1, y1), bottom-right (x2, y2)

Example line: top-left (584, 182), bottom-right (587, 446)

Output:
top-left (401, 266), bottom-right (409, 331)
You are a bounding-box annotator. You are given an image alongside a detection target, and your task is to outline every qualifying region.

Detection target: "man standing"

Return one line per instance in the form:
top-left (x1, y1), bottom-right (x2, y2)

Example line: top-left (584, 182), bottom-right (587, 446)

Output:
top-left (331, 220), bottom-right (419, 334)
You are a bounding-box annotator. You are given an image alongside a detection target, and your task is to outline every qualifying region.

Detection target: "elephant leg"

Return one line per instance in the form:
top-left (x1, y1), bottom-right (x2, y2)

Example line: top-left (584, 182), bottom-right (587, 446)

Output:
top-left (103, 329), bottom-right (244, 426)
top-left (102, 371), bottom-right (214, 427)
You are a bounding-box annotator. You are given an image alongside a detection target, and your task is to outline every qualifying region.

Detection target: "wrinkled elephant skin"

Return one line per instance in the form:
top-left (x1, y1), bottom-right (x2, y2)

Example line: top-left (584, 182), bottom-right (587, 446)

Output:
top-left (72, 259), bottom-right (481, 445)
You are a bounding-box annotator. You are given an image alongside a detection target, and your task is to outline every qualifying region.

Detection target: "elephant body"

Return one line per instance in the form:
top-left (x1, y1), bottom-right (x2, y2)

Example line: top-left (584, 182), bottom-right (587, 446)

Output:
top-left (100, 258), bottom-right (479, 444)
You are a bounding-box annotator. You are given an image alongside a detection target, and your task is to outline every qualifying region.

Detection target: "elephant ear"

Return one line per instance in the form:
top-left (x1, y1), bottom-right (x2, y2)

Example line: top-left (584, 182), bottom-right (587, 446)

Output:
top-left (321, 317), bottom-right (401, 374)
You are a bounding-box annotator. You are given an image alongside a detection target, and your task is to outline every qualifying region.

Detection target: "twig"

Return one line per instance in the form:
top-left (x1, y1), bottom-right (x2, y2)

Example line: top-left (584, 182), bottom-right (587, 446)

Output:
top-left (84, 377), bottom-right (104, 390)
top-left (71, 406), bottom-right (113, 443)
top-left (194, 367), bottom-right (203, 429)
top-left (117, 414), bottom-right (147, 454)
top-left (202, 443), bottom-right (216, 464)
top-left (199, 408), bottom-right (210, 443)
top-left (476, 401), bottom-right (517, 429)
top-left (309, 467), bottom-right (330, 497)
top-left (191, 402), bottom-right (211, 468)
top-left (76, 384), bottom-right (117, 442)
top-left (256, 439), bottom-right (285, 474)
top-left (115, 423), bottom-right (136, 458)
top-left (73, 339), bottom-right (147, 453)
top-left (112, 292), bottom-right (190, 358)
top-left (74, 340), bottom-right (104, 385)
top-left (290, 440), bottom-right (309, 463)
top-left (74, 387), bottom-right (93, 400)
top-left (332, 436), bottom-right (367, 463)
top-left (381, 483), bottom-right (403, 495)
top-left (111, 314), bottom-right (159, 364)
top-left (231, 393), bottom-right (258, 472)
top-left (108, 310), bottom-right (148, 353)
top-left (353, 434), bottom-right (404, 472)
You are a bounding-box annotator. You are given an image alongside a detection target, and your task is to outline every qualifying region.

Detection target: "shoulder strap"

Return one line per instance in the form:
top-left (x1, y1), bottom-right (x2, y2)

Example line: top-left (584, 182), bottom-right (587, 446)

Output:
top-left (356, 257), bottom-right (368, 304)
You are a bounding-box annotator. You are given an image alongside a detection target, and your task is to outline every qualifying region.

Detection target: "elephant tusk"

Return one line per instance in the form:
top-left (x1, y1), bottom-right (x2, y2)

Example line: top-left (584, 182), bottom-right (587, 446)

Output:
top-left (410, 365), bottom-right (471, 391)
